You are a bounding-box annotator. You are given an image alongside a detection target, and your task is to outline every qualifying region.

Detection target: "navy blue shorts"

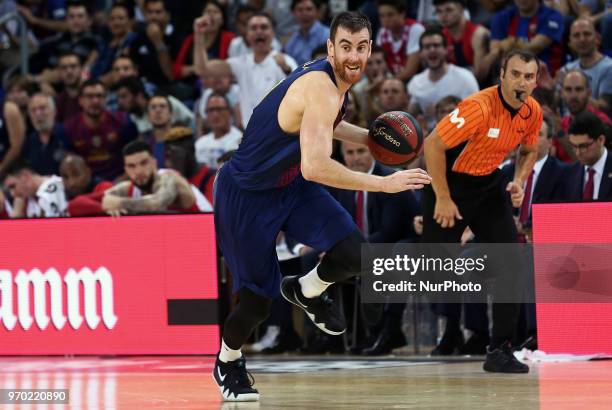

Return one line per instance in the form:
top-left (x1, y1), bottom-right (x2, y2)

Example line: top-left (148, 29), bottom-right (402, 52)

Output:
top-left (213, 165), bottom-right (356, 299)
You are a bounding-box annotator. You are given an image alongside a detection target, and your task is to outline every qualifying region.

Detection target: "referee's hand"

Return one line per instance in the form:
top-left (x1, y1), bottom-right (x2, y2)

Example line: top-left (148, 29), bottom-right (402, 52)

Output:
top-left (506, 181), bottom-right (525, 208)
top-left (434, 196), bottom-right (463, 228)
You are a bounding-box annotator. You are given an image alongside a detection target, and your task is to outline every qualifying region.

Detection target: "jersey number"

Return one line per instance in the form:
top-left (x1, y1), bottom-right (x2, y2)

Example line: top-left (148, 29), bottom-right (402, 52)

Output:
top-left (449, 108), bottom-right (465, 129)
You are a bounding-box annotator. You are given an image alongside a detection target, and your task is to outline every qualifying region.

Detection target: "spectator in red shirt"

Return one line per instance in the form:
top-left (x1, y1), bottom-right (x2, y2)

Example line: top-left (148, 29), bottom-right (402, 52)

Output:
top-left (63, 79), bottom-right (138, 180)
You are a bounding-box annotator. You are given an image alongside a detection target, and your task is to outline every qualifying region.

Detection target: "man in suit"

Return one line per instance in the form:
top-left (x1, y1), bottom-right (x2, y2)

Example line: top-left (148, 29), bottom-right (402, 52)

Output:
top-left (564, 111), bottom-right (612, 201)
top-left (502, 113), bottom-right (569, 231)
top-left (327, 141), bottom-right (420, 355)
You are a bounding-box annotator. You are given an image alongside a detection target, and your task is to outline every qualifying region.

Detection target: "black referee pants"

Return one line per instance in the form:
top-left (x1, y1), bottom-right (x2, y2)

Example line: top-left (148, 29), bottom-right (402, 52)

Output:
top-left (421, 169), bottom-right (519, 347)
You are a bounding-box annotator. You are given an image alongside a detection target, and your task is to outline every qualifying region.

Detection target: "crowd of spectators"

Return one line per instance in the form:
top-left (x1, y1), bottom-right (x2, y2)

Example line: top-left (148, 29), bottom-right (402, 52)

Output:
top-left (0, 0), bottom-right (610, 353)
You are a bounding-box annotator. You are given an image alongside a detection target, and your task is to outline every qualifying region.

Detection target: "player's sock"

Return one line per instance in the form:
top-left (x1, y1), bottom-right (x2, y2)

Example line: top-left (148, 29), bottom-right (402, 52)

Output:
top-left (299, 266), bottom-right (333, 298)
top-left (219, 339), bottom-right (242, 363)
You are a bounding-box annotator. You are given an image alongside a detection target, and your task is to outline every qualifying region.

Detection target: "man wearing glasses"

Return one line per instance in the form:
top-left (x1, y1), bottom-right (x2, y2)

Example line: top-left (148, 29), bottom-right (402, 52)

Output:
top-left (63, 79), bottom-right (138, 180)
top-left (195, 93), bottom-right (242, 169)
top-left (565, 112), bottom-right (612, 201)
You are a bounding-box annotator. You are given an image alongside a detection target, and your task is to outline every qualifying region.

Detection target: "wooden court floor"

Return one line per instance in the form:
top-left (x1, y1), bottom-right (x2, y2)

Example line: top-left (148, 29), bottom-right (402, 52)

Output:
top-left (1, 355), bottom-right (611, 409)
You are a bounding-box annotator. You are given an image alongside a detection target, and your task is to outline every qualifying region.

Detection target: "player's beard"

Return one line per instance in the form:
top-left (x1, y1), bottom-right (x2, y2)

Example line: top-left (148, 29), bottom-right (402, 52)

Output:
top-left (133, 174), bottom-right (154, 192)
top-left (334, 58), bottom-right (363, 85)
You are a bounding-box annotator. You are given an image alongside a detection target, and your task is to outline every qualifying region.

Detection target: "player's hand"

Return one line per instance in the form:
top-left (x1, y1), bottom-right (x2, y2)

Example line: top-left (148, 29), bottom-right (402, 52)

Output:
top-left (506, 181), bottom-right (524, 208)
top-left (102, 194), bottom-right (127, 216)
top-left (381, 168), bottom-right (431, 193)
top-left (16, 5), bottom-right (35, 24)
top-left (433, 196), bottom-right (463, 228)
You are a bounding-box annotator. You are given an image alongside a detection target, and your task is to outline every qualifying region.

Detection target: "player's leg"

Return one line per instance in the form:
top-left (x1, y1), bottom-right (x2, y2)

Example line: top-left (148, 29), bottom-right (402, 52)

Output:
top-left (212, 287), bottom-right (271, 401)
top-left (280, 180), bottom-right (364, 335)
top-left (468, 177), bottom-right (528, 373)
top-left (212, 166), bottom-right (286, 400)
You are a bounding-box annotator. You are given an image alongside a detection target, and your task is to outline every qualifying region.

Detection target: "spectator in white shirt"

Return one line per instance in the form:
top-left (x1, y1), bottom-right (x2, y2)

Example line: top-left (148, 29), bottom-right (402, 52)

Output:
top-left (195, 93), bottom-right (242, 169)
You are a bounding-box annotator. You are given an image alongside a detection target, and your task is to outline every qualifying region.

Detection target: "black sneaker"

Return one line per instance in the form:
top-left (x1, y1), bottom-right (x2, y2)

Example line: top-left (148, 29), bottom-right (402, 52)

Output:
top-left (213, 355), bottom-right (259, 401)
top-left (280, 275), bottom-right (346, 335)
top-left (483, 342), bottom-right (529, 373)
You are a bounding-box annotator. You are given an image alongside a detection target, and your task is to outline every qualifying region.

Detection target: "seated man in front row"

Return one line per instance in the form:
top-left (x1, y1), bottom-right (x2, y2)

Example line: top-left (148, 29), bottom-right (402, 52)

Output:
top-left (102, 140), bottom-right (212, 216)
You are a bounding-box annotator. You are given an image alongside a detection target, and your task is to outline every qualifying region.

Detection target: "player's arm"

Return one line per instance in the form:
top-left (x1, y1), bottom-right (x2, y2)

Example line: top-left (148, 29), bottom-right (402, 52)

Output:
top-left (114, 173), bottom-right (179, 213)
top-left (333, 120), bottom-right (369, 146)
top-left (104, 181), bottom-right (131, 197)
top-left (300, 80), bottom-right (431, 193)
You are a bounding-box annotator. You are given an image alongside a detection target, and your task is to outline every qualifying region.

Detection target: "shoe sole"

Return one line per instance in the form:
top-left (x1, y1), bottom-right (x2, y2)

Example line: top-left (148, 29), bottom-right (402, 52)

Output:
top-left (280, 278), bottom-right (345, 336)
top-left (212, 373), bottom-right (260, 401)
top-left (482, 364), bottom-right (529, 374)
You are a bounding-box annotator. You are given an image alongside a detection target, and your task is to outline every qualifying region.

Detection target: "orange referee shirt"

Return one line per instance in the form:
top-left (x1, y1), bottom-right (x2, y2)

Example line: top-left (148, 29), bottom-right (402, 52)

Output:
top-left (435, 85), bottom-right (543, 176)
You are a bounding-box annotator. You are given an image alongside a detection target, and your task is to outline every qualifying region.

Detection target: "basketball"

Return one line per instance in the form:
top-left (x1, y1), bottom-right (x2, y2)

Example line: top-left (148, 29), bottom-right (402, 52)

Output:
top-left (367, 111), bottom-right (424, 167)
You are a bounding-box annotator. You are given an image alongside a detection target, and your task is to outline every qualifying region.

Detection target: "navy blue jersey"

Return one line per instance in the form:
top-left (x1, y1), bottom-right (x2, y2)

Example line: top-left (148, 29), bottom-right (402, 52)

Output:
top-left (228, 58), bottom-right (348, 190)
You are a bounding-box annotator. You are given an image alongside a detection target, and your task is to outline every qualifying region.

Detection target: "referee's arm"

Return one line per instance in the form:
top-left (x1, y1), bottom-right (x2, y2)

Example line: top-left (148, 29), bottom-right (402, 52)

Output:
top-left (423, 129), bottom-right (463, 228)
top-left (507, 144), bottom-right (538, 208)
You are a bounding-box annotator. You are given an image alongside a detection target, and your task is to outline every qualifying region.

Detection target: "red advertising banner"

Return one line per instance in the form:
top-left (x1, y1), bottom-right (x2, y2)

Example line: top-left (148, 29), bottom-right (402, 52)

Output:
top-left (532, 202), bottom-right (612, 354)
top-left (0, 214), bottom-right (220, 355)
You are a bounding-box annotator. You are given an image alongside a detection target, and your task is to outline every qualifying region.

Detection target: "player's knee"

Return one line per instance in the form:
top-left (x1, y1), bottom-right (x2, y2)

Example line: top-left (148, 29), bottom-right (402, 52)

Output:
top-left (319, 229), bottom-right (367, 281)
top-left (236, 288), bottom-right (272, 324)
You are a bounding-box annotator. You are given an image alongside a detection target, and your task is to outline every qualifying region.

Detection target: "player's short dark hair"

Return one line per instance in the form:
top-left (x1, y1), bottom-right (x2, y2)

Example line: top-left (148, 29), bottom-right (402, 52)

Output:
top-left (432, 0), bottom-right (466, 7)
top-left (569, 111), bottom-right (606, 140)
top-left (115, 76), bottom-right (146, 96)
top-left (122, 140), bottom-right (153, 157)
top-left (376, 0), bottom-right (406, 13)
top-left (419, 26), bottom-right (447, 49)
top-left (542, 113), bottom-right (555, 139)
top-left (501, 49), bottom-right (538, 74)
top-left (291, 0), bottom-right (321, 11)
top-left (79, 79), bottom-right (106, 96)
top-left (330, 11), bottom-right (372, 43)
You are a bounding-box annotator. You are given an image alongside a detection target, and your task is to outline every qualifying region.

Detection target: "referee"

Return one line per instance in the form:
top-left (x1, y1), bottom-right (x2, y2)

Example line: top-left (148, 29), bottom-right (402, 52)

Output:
top-left (423, 49), bottom-right (542, 373)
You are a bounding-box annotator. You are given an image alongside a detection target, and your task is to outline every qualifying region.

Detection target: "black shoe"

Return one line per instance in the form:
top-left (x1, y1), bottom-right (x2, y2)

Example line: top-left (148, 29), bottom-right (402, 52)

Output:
top-left (459, 332), bottom-right (489, 355)
top-left (280, 275), bottom-right (346, 335)
top-left (261, 330), bottom-right (303, 354)
top-left (362, 329), bottom-right (406, 356)
top-left (431, 330), bottom-right (464, 356)
top-left (213, 355), bottom-right (260, 401)
top-left (483, 342), bottom-right (529, 373)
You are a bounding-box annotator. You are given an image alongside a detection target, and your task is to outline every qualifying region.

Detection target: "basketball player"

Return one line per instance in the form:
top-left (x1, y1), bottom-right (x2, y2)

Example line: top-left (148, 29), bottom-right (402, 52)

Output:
top-left (422, 49), bottom-right (542, 373)
top-left (102, 140), bottom-right (212, 215)
top-left (195, 11), bottom-right (431, 401)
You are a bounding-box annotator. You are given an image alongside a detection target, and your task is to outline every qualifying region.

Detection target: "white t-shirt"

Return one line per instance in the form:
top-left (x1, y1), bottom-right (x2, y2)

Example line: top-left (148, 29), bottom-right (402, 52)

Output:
top-left (36, 175), bottom-right (68, 217)
top-left (407, 64), bottom-right (479, 129)
top-left (195, 126), bottom-right (243, 168)
top-left (228, 36), bottom-right (282, 58)
top-left (227, 51), bottom-right (298, 128)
